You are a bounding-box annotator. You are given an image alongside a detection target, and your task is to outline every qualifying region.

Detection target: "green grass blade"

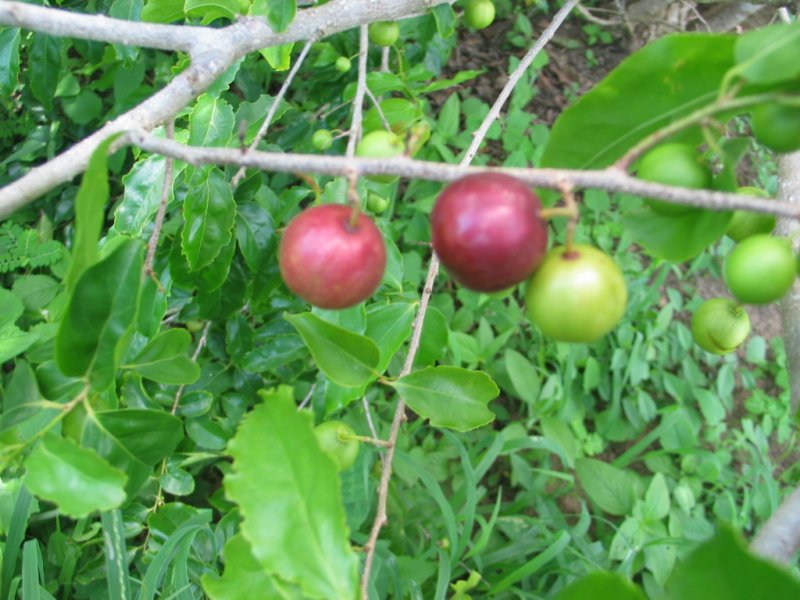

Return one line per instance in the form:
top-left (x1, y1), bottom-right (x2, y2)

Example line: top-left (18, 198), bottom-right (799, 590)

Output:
top-left (2, 485), bottom-right (32, 600)
top-left (490, 530), bottom-right (571, 594)
top-left (101, 510), bottom-right (132, 600)
top-left (137, 519), bottom-right (209, 600)
top-left (21, 539), bottom-right (42, 600)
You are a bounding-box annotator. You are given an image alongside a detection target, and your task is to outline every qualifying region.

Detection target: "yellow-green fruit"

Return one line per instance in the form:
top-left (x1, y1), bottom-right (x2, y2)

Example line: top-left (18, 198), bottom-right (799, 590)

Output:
top-left (725, 186), bottom-right (775, 242)
top-left (752, 102), bottom-right (800, 154)
top-left (335, 56), bottom-right (352, 73)
top-left (691, 298), bottom-right (751, 355)
top-left (368, 21), bottom-right (400, 47)
top-left (311, 129), bottom-right (333, 151)
top-left (356, 130), bottom-right (405, 183)
top-left (366, 193), bottom-right (389, 213)
top-left (724, 234), bottom-right (795, 305)
top-left (465, 0), bottom-right (495, 29)
top-left (637, 143), bottom-right (711, 215)
top-left (313, 420), bottom-right (359, 471)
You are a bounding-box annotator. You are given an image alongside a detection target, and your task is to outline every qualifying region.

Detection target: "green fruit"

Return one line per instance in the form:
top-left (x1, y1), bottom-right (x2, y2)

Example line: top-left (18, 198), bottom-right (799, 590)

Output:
top-left (311, 129), bottom-right (333, 151)
top-left (335, 56), bottom-right (351, 73)
top-left (368, 21), bottom-right (400, 47)
top-left (362, 98), bottom-right (421, 136)
top-left (313, 420), bottom-right (359, 471)
top-left (637, 143), bottom-right (711, 215)
top-left (752, 102), bottom-right (800, 153)
top-left (356, 130), bottom-right (405, 183)
top-left (724, 234), bottom-right (796, 304)
top-left (464, 0), bottom-right (495, 29)
top-left (690, 298), bottom-right (751, 355)
top-left (366, 192), bottom-right (389, 213)
top-left (725, 186), bottom-right (775, 242)
top-left (525, 245), bottom-right (627, 343)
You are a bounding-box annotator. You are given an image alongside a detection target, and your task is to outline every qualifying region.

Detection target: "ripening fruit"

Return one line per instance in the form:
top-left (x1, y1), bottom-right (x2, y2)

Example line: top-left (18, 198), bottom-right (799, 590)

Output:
top-left (366, 193), bottom-right (389, 213)
top-left (724, 234), bottom-right (795, 305)
top-left (725, 186), bottom-right (775, 242)
top-left (691, 298), bottom-right (751, 355)
top-left (314, 420), bottom-right (359, 471)
top-left (431, 173), bottom-right (548, 292)
top-left (751, 102), bottom-right (800, 154)
top-left (279, 204), bottom-right (386, 309)
top-left (464, 0), bottom-right (495, 29)
top-left (335, 56), bottom-right (352, 73)
top-left (355, 130), bottom-right (405, 183)
top-left (525, 245), bottom-right (627, 343)
top-left (311, 129), bottom-right (333, 151)
top-left (637, 143), bottom-right (711, 215)
top-left (368, 21), bottom-right (400, 47)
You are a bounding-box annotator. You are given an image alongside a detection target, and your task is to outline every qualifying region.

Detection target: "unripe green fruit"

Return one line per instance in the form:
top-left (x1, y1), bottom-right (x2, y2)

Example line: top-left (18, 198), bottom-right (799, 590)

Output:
top-left (724, 234), bottom-right (796, 305)
top-left (355, 130), bottom-right (405, 183)
top-left (314, 420), bottom-right (359, 471)
top-left (690, 298), bottom-right (751, 355)
top-left (752, 102), bottom-right (800, 154)
top-left (637, 143), bottom-right (711, 215)
top-left (725, 186), bottom-right (775, 242)
top-left (368, 21), bottom-right (400, 47)
top-left (366, 193), bottom-right (389, 213)
top-left (311, 129), bottom-right (334, 151)
top-left (465, 0), bottom-right (495, 29)
top-left (335, 56), bottom-right (351, 73)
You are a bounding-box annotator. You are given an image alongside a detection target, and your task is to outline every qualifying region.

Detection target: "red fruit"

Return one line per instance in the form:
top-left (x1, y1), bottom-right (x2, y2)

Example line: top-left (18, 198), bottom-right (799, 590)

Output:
top-left (431, 173), bottom-right (548, 292)
top-left (279, 204), bottom-right (386, 309)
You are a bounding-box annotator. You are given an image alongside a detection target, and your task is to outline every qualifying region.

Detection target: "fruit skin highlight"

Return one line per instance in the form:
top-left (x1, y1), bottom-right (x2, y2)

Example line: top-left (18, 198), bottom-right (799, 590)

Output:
top-left (725, 186), bottom-right (775, 242)
top-left (431, 173), bottom-right (548, 292)
top-left (279, 204), bottom-right (386, 309)
top-left (637, 143), bottom-right (711, 215)
top-left (314, 420), bottom-right (359, 472)
top-left (525, 245), bottom-right (627, 343)
top-left (723, 234), bottom-right (795, 305)
top-left (691, 298), bottom-right (751, 355)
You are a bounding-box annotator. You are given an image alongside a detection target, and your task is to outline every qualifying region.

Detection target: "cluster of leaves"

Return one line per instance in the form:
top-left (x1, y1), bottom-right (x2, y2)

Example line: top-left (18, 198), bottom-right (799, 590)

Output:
top-left (1, 1), bottom-right (800, 599)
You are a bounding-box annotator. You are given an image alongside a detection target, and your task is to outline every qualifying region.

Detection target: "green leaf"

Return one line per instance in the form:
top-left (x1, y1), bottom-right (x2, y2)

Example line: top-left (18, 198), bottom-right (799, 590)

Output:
top-left (29, 33), bottom-right (62, 110)
top-left (438, 93), bottom-right (461, 140)
top-left (114, 155), bottom-right (184, 236)
top-left (235, 200), bottom-right (275, 271)
top-left (56, 238), bottom-right (144, 390)
top-left (504, 348), bottom-right (540, 405)
top-left (142, 0), bottom-right (184, 23)
top-left (12, 274), bottom-right (59, 311)
top-left (181, 167), bottom-right (236, 271)
top-left (202, 535), bottom-right (304, 600)
top-left (0, 27), bottom-right (21, 91)
top-left (124, 329), bottom-right (201, 384)
top-left (666, 524), bottom-right (800, 599)
top-left (260, 42), bottom-right (294, 71)
top-left (285, 312), bottom-right (380, 387)
top-left (185, 0), bottom-right (239, 22)
top-left (62, 90), bottom-right (103, 125)
top-left (23, 433), bottom-right (127, 518)
top-left (189, 95), bottom-right (235, 147)
top-left (391, 366), bottom-right (498, 432)
top-left (575, 458), bottom-right (638, 516)
top-left (554, 572), bottom-right (647, 600)
top-left (734, 23), bottom-right (800, 86)
top-left (623, 207), bottom-right (732, 263)
top-left (365, 303), bottom-right (416, 373)
top-left (250, 0), bottom-right (296, 33)
top-left (65, 134), bottom-right (125, 292)
top-left (542, 34), bottom-right (735, 168)
top-left (431, 4), bottom-right (456, 38)
top-left (645, 473), bottom-right (670, 520)
top-left (225, 387), bottom-right (359, 600)
top-left (414, 305), bottom-right (449, 367)
top-left (95, 409), bottom-right (184, 465)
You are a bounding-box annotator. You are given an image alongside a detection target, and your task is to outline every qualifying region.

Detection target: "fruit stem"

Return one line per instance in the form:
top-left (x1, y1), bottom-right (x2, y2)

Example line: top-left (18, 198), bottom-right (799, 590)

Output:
top-left (346, 169), bottom-right (362, 228)
top-left (558, 182), bottom-right (579, 253)
top-left (343, 433), bottom-right (392, 448)
top-left (539, 207), bottom-right (576, 220)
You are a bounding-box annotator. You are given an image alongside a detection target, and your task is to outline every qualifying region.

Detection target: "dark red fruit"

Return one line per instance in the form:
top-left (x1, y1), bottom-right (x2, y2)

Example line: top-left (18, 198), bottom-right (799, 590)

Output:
top-left (431, 173), bottom-right (548, 292)
top-left (279, 204), bottom-right (386, 309)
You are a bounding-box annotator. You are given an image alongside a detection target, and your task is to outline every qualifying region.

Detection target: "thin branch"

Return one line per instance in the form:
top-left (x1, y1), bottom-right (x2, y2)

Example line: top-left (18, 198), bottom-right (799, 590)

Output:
top-left (362, 395), bottom-right (380, 440)
top-left (127, 132), bottom-right (800, 217)
top-left (346, 25), bottom-right (370, 158)
top-left (232, 38), bottom-right (315, 186)
top-left (143, 121), bottom-right (175, 280)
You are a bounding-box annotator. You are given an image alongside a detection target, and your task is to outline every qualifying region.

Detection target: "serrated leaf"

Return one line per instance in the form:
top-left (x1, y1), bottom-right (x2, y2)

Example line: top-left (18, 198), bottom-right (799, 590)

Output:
top-left (575, 458), bottom-right (638, 516)
top-left (285, 312), bottom-right (380, 387)
top-left (225, 387), bottom-right (359, 600)
top-left (181, 167), bottom-right (236, 271)
top-left (554, 572), bottom-right (647, 600)
top-left (56, 238), bottom-right (144, 391)
top-left (391, 366), bottom-right (498, 432)
top-left (734, 23), bottom-right (800, 86)
top-left (124, 329), bottom-right (201, 384)
top-left (24, 433), bottom-right (127, 518)
top-left (189, 95), bottom-right (235, 147)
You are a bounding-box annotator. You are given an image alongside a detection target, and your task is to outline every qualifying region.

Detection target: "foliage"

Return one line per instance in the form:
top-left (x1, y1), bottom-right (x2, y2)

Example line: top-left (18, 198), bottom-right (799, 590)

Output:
top-left (0, 2), bottom-right (799, 599)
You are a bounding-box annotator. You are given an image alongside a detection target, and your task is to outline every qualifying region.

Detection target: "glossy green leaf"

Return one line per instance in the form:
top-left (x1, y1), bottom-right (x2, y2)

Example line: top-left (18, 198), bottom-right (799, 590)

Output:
top-left (65, 134), bottom-right (125, 292)
top-left (414, 305), bottom-right (449, 367)
top-left (185, 0), bottom-right (238, 21)
top-left (225, 387), bottom-right (359, 600)
top-left (181, 167), bottom-right (235, 271)
top-left (124, 329), bottom-right (201, 384)
top-left (542, 34), bottom-right (735, 169)
top-left (260, 42), bottom-right (294, 71)
top-left (623, 207), bottom-right (732, 263)
top-left (666, 524), bottom-right (800, 599)
top-left (432, 4), bottom-right (456, 39)
top-left (0, 290), bottom-right (38, 363)
top-left (235, 200), bottom-right (275, 272)
top-left (170, 227), bottom-right (236, 292)
top-left (141, 0), bottom-right (184, 23)
top-left (202, 535), bottom-right (304, 600)
top-left (95, 409), bottom-right (183, 465)
top-left (56, 238), bottom-right (144, 390)
top-left (23, 433), bottom-right (127, 518)
top-left (12, 274), bottom-right (59, 311)
top-left (554, 572), bottom-right (646, 600)
top-left (0, 27), bottom-right (21, 91)
top-left (505, 348), bottom-right (540, 405)
top-left (734, 23), bottom-right (800, 86)
top-left (29, 33), bottom-right (62, 110)
top-left (285, 312), bottom-right (380, 387)
top-left (365, 302), bottom-right (416, 373)
top-left (114, 155), bottom-right (184, 236)
top-left (391, 366), bottom-right (498, 431)
top-left (250, 0), bottom-right (295, 33)
top-left (189, 95), bottom-right (235, 147)
top-left (575, 458), bottom-right (638, 516)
